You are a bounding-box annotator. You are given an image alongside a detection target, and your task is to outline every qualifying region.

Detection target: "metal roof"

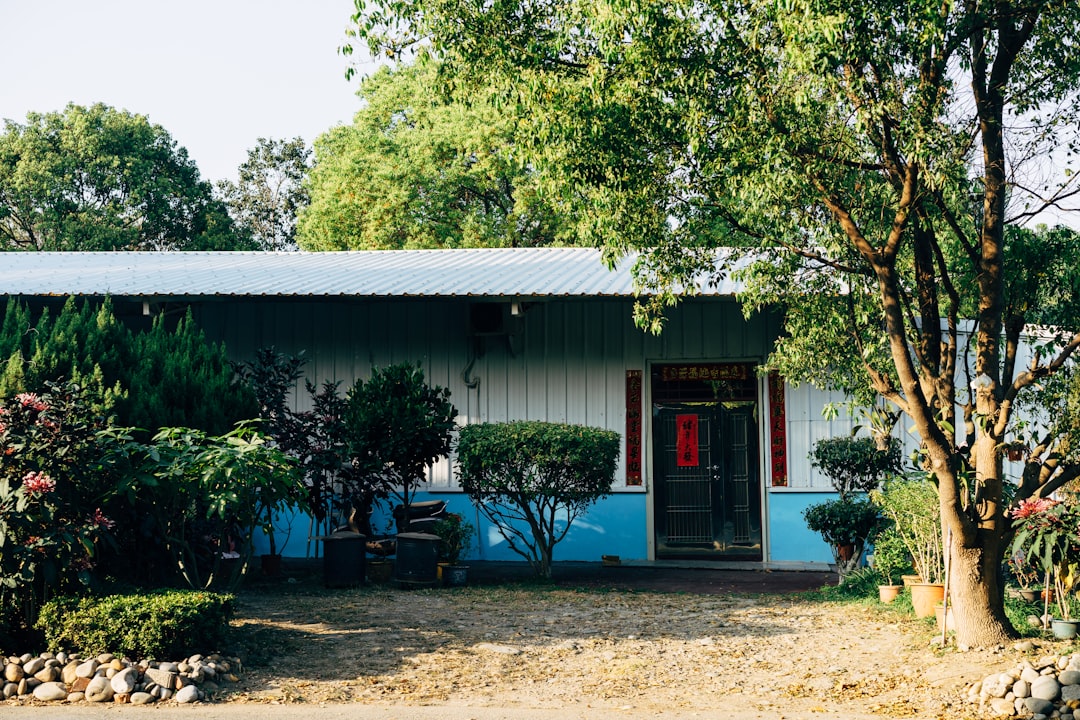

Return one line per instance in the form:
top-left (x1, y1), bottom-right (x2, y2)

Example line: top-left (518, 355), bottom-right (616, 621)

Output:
top-left (0, 248), bottom-right (739, 299)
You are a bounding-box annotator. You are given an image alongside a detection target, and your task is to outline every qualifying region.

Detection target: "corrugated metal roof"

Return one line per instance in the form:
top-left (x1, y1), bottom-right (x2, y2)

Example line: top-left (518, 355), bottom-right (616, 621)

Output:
top-left (0, 248), bottom-right (740, 298)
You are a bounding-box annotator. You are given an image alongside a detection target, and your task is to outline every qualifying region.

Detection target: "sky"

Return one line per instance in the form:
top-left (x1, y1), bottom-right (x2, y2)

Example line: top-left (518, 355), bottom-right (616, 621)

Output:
top-left (1, 0), bottom-right (381, 184)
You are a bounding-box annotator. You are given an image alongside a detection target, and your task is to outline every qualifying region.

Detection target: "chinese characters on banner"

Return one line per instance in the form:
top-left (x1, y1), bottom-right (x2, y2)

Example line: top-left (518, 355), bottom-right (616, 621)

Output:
top-left (768, 373), bottom-right (788, 486)
top-left (676, 414), bottom-right (699, 467)
top-left (659, 364), bottom-right (750, 382)
top-left (625, 370), bottom-right (643, 486)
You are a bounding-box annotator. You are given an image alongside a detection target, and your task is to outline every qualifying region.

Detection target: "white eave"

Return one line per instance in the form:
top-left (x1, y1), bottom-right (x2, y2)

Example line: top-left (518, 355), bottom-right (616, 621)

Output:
top-left (0, 247), bottom-right (741, 299)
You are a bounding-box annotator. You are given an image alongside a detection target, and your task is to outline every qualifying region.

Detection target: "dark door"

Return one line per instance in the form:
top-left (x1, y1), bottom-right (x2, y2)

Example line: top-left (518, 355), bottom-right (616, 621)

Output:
top-left (653, 402), bottom-right (762, 559)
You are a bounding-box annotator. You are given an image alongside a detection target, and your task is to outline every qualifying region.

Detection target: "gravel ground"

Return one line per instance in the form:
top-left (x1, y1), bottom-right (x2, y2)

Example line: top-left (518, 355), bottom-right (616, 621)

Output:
top-left (204, 560), bottom-right (1032, 719)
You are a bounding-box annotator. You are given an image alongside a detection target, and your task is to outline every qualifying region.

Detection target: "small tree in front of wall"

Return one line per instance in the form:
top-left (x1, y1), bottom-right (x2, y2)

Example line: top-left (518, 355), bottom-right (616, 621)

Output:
top-left (803, 434), bottom-right (900, 578)
top-left (344, 363), bottom-right (457, 514)
top-left (456, 421), bottom-right (620, 579)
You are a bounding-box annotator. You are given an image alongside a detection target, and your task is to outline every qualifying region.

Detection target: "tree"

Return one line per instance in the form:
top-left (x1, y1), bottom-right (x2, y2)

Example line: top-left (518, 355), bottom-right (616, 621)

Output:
top-left (0, 103), bottom-right (251, 251)
top-left (217, 137), bottom-right (311, 251)
top-left (344, 363), bottom-right (457, 512)
top-left (297, 58), bottom-right (573, 250)
top-left (350, 0), bottom-right (1080, 646)
top-left (456, 421), bottom-right (620, 579)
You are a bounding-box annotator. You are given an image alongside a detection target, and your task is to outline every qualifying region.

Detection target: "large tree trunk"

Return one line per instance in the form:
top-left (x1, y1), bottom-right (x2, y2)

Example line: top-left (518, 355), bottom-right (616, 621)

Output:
top-left (945, 529), bottom-right (1013, 648)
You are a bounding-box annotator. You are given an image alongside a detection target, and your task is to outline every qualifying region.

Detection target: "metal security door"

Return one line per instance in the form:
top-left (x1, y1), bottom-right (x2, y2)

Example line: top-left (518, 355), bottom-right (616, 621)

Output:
top-left (653, 402), bottom-right (762, 559)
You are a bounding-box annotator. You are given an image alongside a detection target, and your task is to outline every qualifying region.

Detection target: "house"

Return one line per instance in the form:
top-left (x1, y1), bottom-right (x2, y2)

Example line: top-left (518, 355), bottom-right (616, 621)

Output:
top-left (0, 247), bottom-right (865, 568)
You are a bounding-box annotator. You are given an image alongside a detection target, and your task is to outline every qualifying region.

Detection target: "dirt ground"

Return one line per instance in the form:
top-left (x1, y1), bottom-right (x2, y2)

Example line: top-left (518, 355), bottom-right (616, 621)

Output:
top-left (207, 560), bottom-right (1048, 719)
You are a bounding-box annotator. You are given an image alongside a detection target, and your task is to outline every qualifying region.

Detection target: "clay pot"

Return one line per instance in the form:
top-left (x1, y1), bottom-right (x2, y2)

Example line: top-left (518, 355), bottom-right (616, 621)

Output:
top-left (909, 583), bottom-right (946, 618)
top-left (878, 584), bottom-right (902, 604)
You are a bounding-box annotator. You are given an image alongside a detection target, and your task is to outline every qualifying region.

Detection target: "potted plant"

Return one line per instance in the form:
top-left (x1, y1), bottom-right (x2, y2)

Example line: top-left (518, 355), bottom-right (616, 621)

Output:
top-left (803, 434), bottom-right (899, 578)
top-left (871, 527), bottom-right (908, 603)
top-left (870, 474), bottom-right (945, 617)
top-left (803, 497), bottom-right (883, 575)
top-left (433, 512), bottom-right (476, 586)
top-left (1009, 497), bottom-right (1080, 636)
top-left (345, 363), bottom-right (457, 587)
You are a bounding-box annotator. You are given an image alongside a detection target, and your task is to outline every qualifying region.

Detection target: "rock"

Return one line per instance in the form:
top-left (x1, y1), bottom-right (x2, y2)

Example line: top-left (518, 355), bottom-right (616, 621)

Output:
top-left (1023, 666), bottom-right (1044, 683)
top-left (1064, 685), bottom-right (1080, 703)
top-left (158, 661), bottom-right (179, 673)
top-left (1025, 696), bottom-right (1056, 715)
top-left (111, 666), bottom-right (138, 694)
top-left (85, 675), bottom-right (115, 702)
top-left (17, 677), bottom-right (28, 695)
top-left (61, 661), bottom-right (79, 685)
top-left (1016, 640), bottom-right (1038, 653)
top-left (2, 682), bottom-right (16, 699)
top-left (110, 658), bottom-right (125, 671)
top-left (113, 692), bottom-right (131, 704)
top-left (982, 673), bottom-right (1014, 698)
top-left (1032, 675), bottom-right (1062, 701)
top-left (130, 691), bottom-right (155, 705)
top-left (22, 657), bottom-right (45, 675)
top-left (144, 667), bottom-right (177, 690)
top-left (75, 659), bottom-right (99, 678)
top-left (70, 676), bottom-right (91, 692)
top-left (34, 666), bottom-right (58, 683)
top-left (1014, 679), bottom-right (1031, 698)
top-left (201, 681), bottom-right (219, 696)
top-left (32, 682), bottom-right (68, 702)
top-left (988, 697), bottom-right (1016, 716)
top-left (1062, 670), bottom-right (1080, 686)
top-left (175, 685), bottom-right (200, 703)
top-left (97, 653), bottom-right (114, 664)
top-left (4, 663), bottom-right (23, 682)
top-left (67, 691), bottom-right (85, 702)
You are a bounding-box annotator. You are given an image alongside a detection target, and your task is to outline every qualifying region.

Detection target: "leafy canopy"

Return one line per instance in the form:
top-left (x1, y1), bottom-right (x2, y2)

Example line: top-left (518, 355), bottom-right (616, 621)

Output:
top-left (0, 103), bottom-right (250, 251)
top-left (299, 58), bottom-right (574, 250)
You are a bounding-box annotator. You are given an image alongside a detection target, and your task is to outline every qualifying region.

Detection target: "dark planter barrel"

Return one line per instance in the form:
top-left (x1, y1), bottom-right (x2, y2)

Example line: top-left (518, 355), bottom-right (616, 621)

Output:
top-left (394, 532), bottom-right (441, 587)
top-left (321, 531), bottom-right (367, 588)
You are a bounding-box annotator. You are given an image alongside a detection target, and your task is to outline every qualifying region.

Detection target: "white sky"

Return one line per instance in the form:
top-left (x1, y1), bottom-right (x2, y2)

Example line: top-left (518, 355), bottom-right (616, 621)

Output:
top-left (1, 0), bottom-right (380, 184)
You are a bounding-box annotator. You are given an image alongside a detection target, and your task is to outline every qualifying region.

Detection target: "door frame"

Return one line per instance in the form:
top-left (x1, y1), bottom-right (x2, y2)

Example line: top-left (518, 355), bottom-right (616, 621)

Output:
top-left (643, 359), bottom-right (772, 562)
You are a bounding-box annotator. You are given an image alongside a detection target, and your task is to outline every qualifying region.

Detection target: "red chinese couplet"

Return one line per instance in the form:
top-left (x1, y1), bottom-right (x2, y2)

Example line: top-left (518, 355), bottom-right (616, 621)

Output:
top-left (625, 370), bottom-right (643, 486)
top-left (676, 414), bottom-right (699, 467)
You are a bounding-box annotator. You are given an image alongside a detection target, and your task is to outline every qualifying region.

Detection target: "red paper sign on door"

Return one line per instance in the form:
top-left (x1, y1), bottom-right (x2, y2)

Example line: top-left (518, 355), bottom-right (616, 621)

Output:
top-left (676, 414), bottom-right (699, 467)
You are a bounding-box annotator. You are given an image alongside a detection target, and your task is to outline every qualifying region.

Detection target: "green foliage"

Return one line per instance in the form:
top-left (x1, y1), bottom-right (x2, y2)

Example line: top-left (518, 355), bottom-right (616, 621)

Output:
top-left (0, 381), bottom-right (124, 636)
top-left (135, 424), bottom-right (303, 591)
top-left (871, 476), bottom-right (944, 585)
top-left (433, 512), bottom-right (475, 564)
top-left (456, 421), bottom-right (620, 578)
top-left (0, 297), bottom-right (256, 436)
top-left (298, 58), bottom-right (573, 250)
top-left (802, 497), bottom-right (882, 549)
top-left (124, 309), bottom-right (258, 436)
top-left (811, 435), bottom-right (902, 498)
top-left (345, 363), bottom-right (457, 510)
top-left (37, 590), bottom-right (234, 659)
top-left (217, 137), bottom-right (311, 251)
top-left (871, 528), bottom-right (911, 586)
top-left (1009, 498), bottom-right (1080, 620)
top-left (0, 103), bottom-right (250, 251)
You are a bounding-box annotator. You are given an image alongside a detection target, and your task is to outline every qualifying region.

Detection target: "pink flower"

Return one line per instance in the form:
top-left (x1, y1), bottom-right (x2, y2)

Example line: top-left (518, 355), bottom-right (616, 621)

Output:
top-left (91, 508), bottom-right (116, 530)
top-left (1011, 497), bottom-right (1059, 520)
top-left (14, 393), bottom-right (47, 412)
top-left (21, 471), bottom-right (56, 495)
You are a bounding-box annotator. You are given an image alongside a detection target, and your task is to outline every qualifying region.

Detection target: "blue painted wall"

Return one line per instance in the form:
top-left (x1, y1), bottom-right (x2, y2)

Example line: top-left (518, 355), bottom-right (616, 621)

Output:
top-left (766, 491), bottom-right (838, 564)
top-left (264, 489), bottom-right (844, 565)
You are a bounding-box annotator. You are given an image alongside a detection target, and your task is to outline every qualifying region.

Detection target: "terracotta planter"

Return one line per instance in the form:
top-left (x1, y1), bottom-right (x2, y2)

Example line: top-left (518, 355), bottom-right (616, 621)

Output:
top-left (934, 603), bottom-right (955, 632)
top-left (878, 584), bottom-right (902, 604)
top-left (909, 583), bottom-right (946, 618)
top-left (901, 574), bottom-right (923, 588)
top-left (1018, 588), bottom-right (1042, 603)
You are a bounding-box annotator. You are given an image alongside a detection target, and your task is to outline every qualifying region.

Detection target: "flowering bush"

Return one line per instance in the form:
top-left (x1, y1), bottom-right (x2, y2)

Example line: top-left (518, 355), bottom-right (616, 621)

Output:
top-left (1009, 497), bottom-right (1080, 619)
top-left (0, 381), bottom-right (123, 639)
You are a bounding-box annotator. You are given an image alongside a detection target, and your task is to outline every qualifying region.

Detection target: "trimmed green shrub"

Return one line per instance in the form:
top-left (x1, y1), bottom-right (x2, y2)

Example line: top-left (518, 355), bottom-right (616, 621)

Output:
top-left (37, 590), bottom-right (235, 659)
top-left (457, 421), bottom-right (620, 579)
top-left (811, 435), bottom-right (901, 498)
